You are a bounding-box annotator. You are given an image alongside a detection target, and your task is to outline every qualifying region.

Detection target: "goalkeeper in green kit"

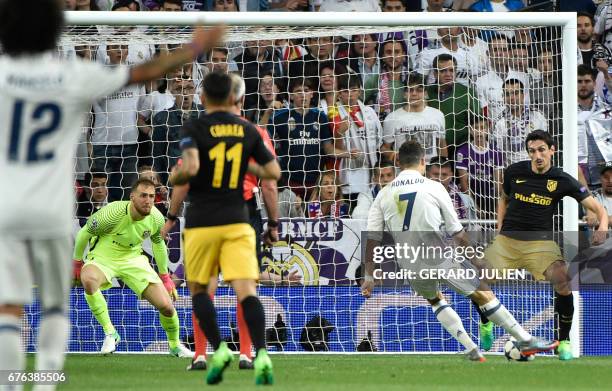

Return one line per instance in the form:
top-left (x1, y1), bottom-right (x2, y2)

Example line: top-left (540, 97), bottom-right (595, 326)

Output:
top-left (73, 178), bottom-right (193, 357)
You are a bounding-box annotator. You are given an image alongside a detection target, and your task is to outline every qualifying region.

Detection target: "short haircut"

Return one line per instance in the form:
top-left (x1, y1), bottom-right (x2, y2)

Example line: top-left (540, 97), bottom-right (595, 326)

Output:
top-left (577, 64), bottom-right (596, 80)
top-left (382, 0), bottom-right (407, 8)
top-left (398, 140), bottom-right (425, 167)
top-left (376, 159), bottom-right (395, 170)
top-left (229, 73), bottom-right (246, 103)
top-left (503, 78), bottom-right (524, 90)
top-left (131, 178), bottom-right (156, 192)
top-left (336, 73), bottom-right (362, 91)
top-left (207, 46), bottom-right (229, 58)
top-left (407, 72), bottom-right (426, 87)
top-left (433, 53), bottom-right (457, 70)
top-left (428, 156), bottom-right (453, 171)
top-left (577, 11), bottom-right (595, 25)
top-left (112, 0), bottom-right (140, 10)
top-left (525, 130), bottom-right (555, 151)
top-left (90, 172), bottom-right (108, 184)
top-left (288, 77), bottom-right (313, 93)
top-left (0, 0), bottom-right (64, 56)
top-left (164, 0), bottom-right (183, 6)
top-left (202, 71), bottom-right (233, 104)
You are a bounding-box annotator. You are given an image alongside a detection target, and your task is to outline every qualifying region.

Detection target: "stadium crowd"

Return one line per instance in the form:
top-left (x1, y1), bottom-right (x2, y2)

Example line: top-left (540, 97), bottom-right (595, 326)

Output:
top-left (63, 0), bottom-right (612, 229)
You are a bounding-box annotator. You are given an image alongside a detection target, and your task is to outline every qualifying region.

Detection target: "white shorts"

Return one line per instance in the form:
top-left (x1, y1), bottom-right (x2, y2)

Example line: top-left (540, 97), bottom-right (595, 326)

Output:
top-left (0, 236), bottom-right (72, 310)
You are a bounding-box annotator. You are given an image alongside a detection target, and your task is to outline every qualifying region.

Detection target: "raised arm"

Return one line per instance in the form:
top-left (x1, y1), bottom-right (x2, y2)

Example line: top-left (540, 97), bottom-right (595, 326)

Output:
top-left (581, 196), bottom-right (609, 245)
top-left (128, 26), bottom-right (225, 85)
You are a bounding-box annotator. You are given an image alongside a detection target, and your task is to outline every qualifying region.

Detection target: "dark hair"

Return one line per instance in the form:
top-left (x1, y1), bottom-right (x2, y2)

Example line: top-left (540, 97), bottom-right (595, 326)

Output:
top-left (407, 72), bottom-right (426, 87)
top-left (202, 71), bottom-right (233, 104)
top-left (577, 64), bottom-right (596, 80)
top-left (382, 0), bottom-right (407, 8)
top-left (0, 0), bottom-right (64, 56)
top-left (288, 77), bottom-right (313, 93)
top-left (164, 0), bottom-right (183, 6)
top-left (112, 0), bottom-right (141, 10)
top-left (428, 156), bottom-right (453, 171)
top-left (319, 60), bottom-right (347, 76)
top-left (433, 53), bottom-right (457, 70)
top-left (207, 46), bottom-right (229, 58)
top-left (90, 172), bottom-right (108, 184)
top-left (503, 78), bottom-right (524, 90)
top-left (336, 73), bottom-right (362, 91)
top-left (577, 11), bottom-right (595, 26)
top-left (525, 130), bottom-right (555, 151)
top-left (131, 178), bottom-right (156, 192)
top-left (398, 140), bottom-right (425, 167)
top-left (376, 159), bottom-right (395, 170)
top-left (488, 33), bottom-right (509, 44)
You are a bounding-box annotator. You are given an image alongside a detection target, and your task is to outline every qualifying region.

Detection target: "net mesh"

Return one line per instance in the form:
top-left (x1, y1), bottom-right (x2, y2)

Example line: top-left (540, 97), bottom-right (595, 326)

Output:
top-left (53, 23), bottom-right (566, 354)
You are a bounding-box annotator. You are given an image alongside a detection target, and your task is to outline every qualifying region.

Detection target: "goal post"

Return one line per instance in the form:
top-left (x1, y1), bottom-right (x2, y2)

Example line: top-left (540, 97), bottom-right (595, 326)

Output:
top-left (54, 11), bottom-right (582, 355)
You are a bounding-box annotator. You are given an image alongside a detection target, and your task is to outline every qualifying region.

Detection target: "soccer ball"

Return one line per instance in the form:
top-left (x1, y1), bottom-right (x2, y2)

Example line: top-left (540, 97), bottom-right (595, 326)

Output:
top-left (504, 338), bottom-right (535, 362)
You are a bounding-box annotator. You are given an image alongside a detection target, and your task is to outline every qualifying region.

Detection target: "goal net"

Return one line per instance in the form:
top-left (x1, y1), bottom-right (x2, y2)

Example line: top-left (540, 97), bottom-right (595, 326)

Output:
top-left (22, 12), bottom-right (580, 355)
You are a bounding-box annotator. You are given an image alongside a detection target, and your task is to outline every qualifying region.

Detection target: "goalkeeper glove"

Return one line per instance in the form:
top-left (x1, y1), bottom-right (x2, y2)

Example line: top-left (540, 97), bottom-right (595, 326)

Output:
top-left (73, 259), bottom-right (84, 285)
top-left (159, 273), bottom-right (178, 302)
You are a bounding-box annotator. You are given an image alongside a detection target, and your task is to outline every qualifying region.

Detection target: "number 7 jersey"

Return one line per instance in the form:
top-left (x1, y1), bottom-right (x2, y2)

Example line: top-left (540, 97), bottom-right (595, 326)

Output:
top-left (0, 54), bottom-right (129, 238)
top-left (367, 169), bottom-right (464, 235)
top-left (179, 111), bottom-right (275, 228)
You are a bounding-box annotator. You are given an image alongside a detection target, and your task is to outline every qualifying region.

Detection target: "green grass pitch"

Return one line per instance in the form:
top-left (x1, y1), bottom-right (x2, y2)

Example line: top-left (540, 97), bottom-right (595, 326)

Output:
top-left (32, 354), bottom-right (612, 391)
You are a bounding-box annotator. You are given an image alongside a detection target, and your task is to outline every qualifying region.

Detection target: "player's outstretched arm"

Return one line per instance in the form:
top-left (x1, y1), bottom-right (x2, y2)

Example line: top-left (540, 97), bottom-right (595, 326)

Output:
top-left (261, 179), bottom-right (280, 245)
top-left (161, 183), bottom-right (190, 239)
top-left (247, 160), bottom-right (281, 181)
top-left (128, 25), bottom-right (225, 85)
top-left (581, 196), bottom-right (609, 245)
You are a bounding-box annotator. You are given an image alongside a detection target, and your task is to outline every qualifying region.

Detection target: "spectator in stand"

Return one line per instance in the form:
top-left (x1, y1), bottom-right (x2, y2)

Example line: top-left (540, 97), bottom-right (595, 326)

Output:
top-left (332, 74), bottom-right (382, 212)
top-left (203, 47), bottom-right (237, 75)
top-left (318, 0), bottom-right (381, 11)
top-left (266, 186), bottom-right (304, 219)
top-left (586, 163), bottom-right (612, 229)
top-left (347, 34), bottom-right (379, 90)
top-left (416, 27), bottom-right (485, 88)
top-left (152, 78), bottom-right (202, 185)
top-left (268, 78), bottom-right (339, 200)
top-left (422, 0), bottom-right (452, 11)
top-left (306, 170), bottom-right (350, 218)
top-left (426, 156), bottom-right (477, 222)
top-left (456, 114), bottom-right (504, 219)
top-left (234, 38), bottom-right (282, 115)
top-left (211, 0), bottom-right (238, 11)
top-left (160, 0), bottom-right (183, 10)
top-left (318, 61), bottom-right (347, 120)
top-left (364, 38), bottom-right (409, 120)
top-left (577, 65), bottom-right (612, 190)
top-left (382, 73), bottom-right (447, 164)
top-left (493, 78), bottom-right (548, 164)
top-left (248, 72), bottom-right (285, 126)
top-left (427, 53), bottom-right (483, 157)
top-left (76, 173), bottom-right (109, 223)
top-left (91, 44), bottom-right (149, 201)
top-left (509, 42), bottom-right (539, 91)
top-left (287, 36), bottom-right (339, 93)
top-left (578, 12), bottom-right (596, 67)
top-left (531, 47), bottom-right (561, 129)
top-left (352, 160), bottom-right (396, 220)
top-left (469, 0), bottom-right (524, 12)
top-left (383, 0), bottom-right (408, 12)
top-left (475, 34), bottom-right (527, 124)
top-left (65, 0), bottom-right (101, 10)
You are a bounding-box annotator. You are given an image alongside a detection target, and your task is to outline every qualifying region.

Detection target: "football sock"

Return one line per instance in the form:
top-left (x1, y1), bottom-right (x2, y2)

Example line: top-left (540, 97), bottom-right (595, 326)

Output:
top-left (159, 311), bottom-right (180, 349)
top-left (240, 296), bottom-right (266, 353)
top-left (192, 311), bottom-right (207, 358)
top-left (555, 292), bottom-right (574, 341)
top-left (85, 290), bottom-right (115, 334)
top-left (237, 301), bottom-right (253, 359)
top-left (192, 292), bottom-right (222, 350)
top-left (473, 300), bottom-right (490, 324)
top-left (36, 310), bottom-right (69, 371)
top-left (0, 314), bottom-right (25, 378)
top-left (480, 298), bottom-right (531, 342)
top-left (432, 300), bottom-right (477, 352)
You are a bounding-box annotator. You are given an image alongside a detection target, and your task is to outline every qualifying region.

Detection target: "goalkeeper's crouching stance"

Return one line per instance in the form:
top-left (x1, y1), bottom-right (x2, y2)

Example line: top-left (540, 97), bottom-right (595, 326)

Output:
top-left (73, 178), bottom-right (193, 357)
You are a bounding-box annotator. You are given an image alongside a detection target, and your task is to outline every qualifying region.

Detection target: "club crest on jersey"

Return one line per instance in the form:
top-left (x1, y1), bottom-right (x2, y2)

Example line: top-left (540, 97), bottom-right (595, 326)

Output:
top-left (288, 117), bottom-right (296, 132)
top-left (546, 180), bottom-right (557, 192)
top-left (143, 230), bottom-right (151, 239)
top-left (91, 218), bottom-right (98, 230)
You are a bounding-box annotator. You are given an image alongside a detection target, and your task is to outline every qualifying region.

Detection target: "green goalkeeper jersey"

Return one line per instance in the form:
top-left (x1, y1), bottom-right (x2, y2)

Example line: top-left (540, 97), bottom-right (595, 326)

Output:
top-left (73, 201), bottom-right (170, 274)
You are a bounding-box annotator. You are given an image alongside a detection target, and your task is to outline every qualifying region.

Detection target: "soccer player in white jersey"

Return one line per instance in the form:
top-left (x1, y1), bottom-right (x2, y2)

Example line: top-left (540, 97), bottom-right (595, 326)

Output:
top-left (361, 140), bottom-right (560, 360)
top-left (0, 0), bottom-right (224, 386)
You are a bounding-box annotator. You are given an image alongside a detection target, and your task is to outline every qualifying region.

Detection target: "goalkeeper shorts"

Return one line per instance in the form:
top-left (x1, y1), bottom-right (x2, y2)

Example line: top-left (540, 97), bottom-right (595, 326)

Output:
top-left (84, 254), bottom-right (161, 297)
top-left (483, 234), bottom-right (563, 281)
top-left (183, 223), bottom-right (259, 285)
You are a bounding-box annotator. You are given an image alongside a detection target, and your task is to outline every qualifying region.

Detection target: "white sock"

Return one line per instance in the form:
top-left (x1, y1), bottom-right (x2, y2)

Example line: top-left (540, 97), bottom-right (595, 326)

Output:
top-left (432, 300), bottom-right (478, 352)
top-left (32, 313), bottom-right (70, 391)
top-left (479, 298), bottom-right (531, 342)
top-left (0, 314), bottom-right (25, 391)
